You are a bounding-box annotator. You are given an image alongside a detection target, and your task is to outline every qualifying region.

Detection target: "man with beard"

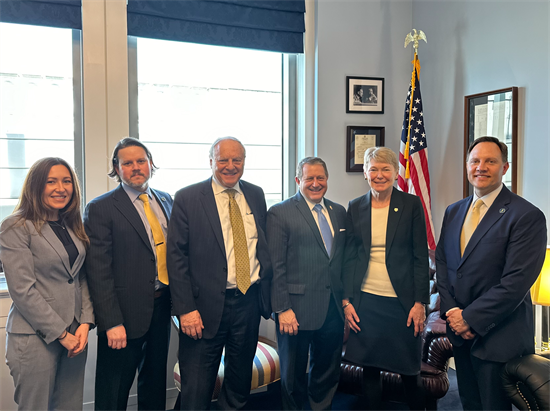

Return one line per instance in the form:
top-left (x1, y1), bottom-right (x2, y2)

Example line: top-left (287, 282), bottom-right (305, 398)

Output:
top-left (84, 137), bottom-right (173, 410)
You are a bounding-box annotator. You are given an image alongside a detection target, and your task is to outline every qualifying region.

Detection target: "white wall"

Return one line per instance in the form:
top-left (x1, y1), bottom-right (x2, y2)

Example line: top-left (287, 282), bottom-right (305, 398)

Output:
top-left (315, 0), bottom-right (549, 240)
top-left (316, 0), bottom-right (414, 206)
top-left (412, 0), bottom-right (549, 240)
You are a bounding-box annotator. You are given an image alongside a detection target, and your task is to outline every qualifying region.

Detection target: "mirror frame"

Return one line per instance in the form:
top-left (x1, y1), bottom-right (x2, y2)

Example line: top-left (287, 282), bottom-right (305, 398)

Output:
top-left (463, 87), bottom-right (518, 198)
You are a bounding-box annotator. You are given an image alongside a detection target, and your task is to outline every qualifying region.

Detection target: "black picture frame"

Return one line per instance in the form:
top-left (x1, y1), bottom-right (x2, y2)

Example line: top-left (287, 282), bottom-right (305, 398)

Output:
top-left (346, 126), bottom-right (385, 172)
top-left (346, 76), bottom-right (384, 114)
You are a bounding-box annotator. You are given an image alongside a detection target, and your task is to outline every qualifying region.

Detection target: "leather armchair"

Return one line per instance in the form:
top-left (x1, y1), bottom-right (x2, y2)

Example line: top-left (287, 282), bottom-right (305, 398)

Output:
top-left (501, 352), bottom-right (550, 411)
top-left (338, 250), bottom-right (454, 410)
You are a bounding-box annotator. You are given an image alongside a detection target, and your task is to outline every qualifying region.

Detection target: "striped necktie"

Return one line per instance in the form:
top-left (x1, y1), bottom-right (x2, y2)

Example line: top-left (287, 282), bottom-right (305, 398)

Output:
top-left (313, 203), bottom-right (333, 256)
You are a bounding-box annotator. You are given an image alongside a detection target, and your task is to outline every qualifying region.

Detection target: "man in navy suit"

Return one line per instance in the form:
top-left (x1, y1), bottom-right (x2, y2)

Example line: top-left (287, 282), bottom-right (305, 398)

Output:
top-left (267, 157), bottom-right (346, 410)
top-left (167, 137), bottom-right (272, 410)
top-left (436, 136), bottom-right (547, 410)
top-left (84, 137), bottom-right (173, 410)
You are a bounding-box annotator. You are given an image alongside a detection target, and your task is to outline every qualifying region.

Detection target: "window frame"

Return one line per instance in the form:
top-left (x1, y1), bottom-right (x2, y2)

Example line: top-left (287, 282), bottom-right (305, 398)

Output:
top-left (126, 37), bottom-right (298, 203)
top-left (0, 26), bottom-right (84, 296)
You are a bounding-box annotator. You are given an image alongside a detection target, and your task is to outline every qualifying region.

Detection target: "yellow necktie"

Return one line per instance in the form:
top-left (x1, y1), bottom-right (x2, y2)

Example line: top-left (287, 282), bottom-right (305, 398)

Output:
top-left (139, 194), bottom-right (168, 285)
top-left (226, 189), bottom-right (251, 294)
top-left (460, 199), bottom-right (484, 256)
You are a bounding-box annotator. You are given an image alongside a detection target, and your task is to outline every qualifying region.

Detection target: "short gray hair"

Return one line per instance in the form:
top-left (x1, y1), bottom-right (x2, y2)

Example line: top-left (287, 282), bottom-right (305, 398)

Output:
top-left (296, 157), bottom-right (329, 180)
top-left (209, 137), bottom-right (246, 160)
top-left (363, 147), bottom-right (399, 171)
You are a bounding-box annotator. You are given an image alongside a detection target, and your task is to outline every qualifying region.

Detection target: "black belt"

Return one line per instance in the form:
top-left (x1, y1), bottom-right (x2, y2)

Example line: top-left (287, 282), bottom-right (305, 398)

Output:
top-left (225, 282), bottom-right (258, 297)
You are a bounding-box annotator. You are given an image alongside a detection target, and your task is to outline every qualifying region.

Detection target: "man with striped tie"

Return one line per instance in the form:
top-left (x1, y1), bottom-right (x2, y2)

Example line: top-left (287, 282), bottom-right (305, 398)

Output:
top-left (267, 157), bottom-right (346, 410)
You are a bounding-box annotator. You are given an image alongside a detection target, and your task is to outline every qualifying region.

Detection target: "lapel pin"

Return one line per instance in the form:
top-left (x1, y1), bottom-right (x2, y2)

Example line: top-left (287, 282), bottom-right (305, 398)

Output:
top-left (161, 197), bottom-right (166, 201)
top-left (499, 208), bottom-right (506, 214)
top-left (394, 208), bottom-right (398, 212)
top-left (330, 205), bottom-right (333, 210)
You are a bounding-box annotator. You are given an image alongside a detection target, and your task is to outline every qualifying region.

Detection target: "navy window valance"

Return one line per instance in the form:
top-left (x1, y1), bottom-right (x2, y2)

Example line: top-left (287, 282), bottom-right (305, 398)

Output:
top-left (127, 0), bottom-right (305, 53)
top-left (0, 0), bottom-right (82, 29)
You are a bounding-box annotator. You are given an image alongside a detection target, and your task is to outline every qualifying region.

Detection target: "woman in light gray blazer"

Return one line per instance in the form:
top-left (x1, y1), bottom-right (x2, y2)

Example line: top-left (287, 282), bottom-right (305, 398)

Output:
top-left (0, 157), bottom-right (93, 410)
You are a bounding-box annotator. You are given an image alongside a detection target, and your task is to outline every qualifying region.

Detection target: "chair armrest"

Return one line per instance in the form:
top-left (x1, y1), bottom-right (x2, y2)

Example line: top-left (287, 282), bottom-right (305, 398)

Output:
top-left (422, 311), bottom-right (447, 361)
top-left (502, 354), bottom-right (550, 411)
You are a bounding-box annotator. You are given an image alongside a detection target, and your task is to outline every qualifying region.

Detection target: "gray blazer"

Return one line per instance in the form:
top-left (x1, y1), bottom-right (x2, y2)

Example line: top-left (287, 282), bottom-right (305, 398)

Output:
top-left (0, 215), bottom-right (93, 344)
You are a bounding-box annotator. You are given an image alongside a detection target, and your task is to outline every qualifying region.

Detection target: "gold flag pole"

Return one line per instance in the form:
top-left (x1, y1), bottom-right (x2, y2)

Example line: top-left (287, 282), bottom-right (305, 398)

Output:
top-left (403, 29), bottom-right (427, 179)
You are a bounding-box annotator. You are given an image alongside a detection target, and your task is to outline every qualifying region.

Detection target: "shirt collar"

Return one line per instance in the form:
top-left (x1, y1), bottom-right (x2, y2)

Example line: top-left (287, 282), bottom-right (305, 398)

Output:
top-left (302, 192), bottom-right (326, 211)
top-left (473, 183), bottom-right (503, 210)
top-left (211, 175), bottom-right (242, 196)
top-left (122, 182), bottom-right (152, 203)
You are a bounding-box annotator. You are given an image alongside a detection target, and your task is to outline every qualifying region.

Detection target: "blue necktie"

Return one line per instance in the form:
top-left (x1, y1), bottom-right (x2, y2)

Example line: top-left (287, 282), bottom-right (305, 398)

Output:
top-left (313, 204), bottom-right (333, 256)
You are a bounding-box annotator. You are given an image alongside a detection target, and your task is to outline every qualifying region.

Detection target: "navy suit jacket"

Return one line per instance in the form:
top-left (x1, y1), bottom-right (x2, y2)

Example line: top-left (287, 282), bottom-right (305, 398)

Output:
top-left (84, 184), bottom-right (173, 339)
top-left (436, 185), bottom-right (547, 362)
top-left (343, 188), bottom-right (430, 311)
top-left (167, 178), bottom-right (272, 339)
top-left (267, 191), bottom-right (346, 331)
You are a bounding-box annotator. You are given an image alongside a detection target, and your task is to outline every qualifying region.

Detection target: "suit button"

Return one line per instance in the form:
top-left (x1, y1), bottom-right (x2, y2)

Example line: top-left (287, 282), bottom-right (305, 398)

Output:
top-left (68, 278), bottom-right (74, 284)
top-left (149, 279), bottom-right (155, 284)
top-left (221, 291), bottom-right (225, 295)
top-left (326, 285), bottom-right (331, 289)
top-left (223, 267), bottom-right (227, 272)
top-left (151, 258), bottom-right (155, 262)
top-left (457, 273), bottom-right (463, 279)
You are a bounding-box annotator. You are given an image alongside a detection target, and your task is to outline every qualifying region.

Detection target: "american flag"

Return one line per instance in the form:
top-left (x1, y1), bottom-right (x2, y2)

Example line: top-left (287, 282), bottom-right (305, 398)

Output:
top-left (398, 55), bottom-right (436, 250)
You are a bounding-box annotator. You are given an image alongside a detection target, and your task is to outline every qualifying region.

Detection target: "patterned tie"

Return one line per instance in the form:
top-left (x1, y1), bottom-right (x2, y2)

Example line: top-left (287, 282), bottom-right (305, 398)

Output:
top-left (139, 194), bottom-right (168, 285)
top-left (460, 199), bottom-right (484, 256)
top-left (226, 189), bottom-right (251, 294)
top-left (313, 203), bottom-right (333, 257)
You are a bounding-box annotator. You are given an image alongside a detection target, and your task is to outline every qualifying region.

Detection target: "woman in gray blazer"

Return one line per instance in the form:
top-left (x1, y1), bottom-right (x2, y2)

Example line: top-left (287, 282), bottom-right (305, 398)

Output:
top-left (342, 147), bottom-right (429, 410)
top-left (0, 157), bottom-right (93, 410)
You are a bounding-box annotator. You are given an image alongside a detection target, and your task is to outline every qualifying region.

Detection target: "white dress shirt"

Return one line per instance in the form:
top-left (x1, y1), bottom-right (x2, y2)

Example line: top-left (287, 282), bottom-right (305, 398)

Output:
top-left (302, 195), bottom-right (334, 242)
top-left (211, 177), bottom-right (260, 289)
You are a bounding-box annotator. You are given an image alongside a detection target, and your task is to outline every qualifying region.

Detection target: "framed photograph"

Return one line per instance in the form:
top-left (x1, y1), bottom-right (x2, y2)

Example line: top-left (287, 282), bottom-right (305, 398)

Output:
top-left (346, 126), bottom-right (385, 172)
top-left (346, 76), bottom-right (384, 114)
top-left (463, 87), bottom-right (518, 197)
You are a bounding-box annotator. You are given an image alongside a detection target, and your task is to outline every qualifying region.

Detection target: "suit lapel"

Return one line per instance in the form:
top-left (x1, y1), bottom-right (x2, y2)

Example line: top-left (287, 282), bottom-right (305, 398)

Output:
top-left (200, 178), bottom-right (226, 255)
top-left (151, 189), bottom-right (171, 221)
top-left (460, 188), bottom-right (511, 266)
top-left (325, 199), bottom-right (339, 260)
top-left (240, 182), bottom-right (262, 232)
top-left (385, 188), bottom-right (404, 257)
top-left (113, 185), bottom-right (152, 252)
top-left (294, 192), bottom-right (329, 257)
top-left (67, 227), bottom-right (85, 276)
top-left (41, 223), bottom-right (72, 275)
top-left (359, 192), bottom-right (372, 257)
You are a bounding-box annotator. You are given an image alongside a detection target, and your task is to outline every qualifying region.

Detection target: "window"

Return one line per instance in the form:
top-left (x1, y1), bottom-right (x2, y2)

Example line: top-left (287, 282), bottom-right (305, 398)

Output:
top-left (130, 38), bottom-right (285, 208)
top-left (0, 23), bottom-right (83, 290)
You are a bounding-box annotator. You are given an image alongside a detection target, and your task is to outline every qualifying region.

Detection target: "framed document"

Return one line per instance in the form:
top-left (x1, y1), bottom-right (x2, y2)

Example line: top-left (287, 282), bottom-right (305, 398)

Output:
top-left (346, 126), bottom-right (385, 172)
top-left (464, 87), bottom-right (518, 197)
top-left (346, 76), bottom-right (384, 114)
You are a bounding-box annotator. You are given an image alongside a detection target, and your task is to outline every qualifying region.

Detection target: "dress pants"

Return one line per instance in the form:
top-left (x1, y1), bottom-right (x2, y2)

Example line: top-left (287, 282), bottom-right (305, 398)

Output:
top-left (94, 289), bottom-right (171, 411)
top-left (453, 340), bottom-right (511, 410)
top-left (6, 320), bottom-right (87, 410)
top-left (178, 284), bottom-right (261, 410)
top-left (277, 298), bottom-right (344, 410)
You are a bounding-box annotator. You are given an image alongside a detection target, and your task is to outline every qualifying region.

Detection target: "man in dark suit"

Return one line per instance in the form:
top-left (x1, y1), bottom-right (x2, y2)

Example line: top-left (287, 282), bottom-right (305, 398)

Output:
top-left (84, 137), bottom-right (173, 410)
top-left (436, 136), bottom-right (547, 410)
top-left (267, 157), bottom-right (346, 410)
top-left (167, 136), bottom-right (272, 410)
